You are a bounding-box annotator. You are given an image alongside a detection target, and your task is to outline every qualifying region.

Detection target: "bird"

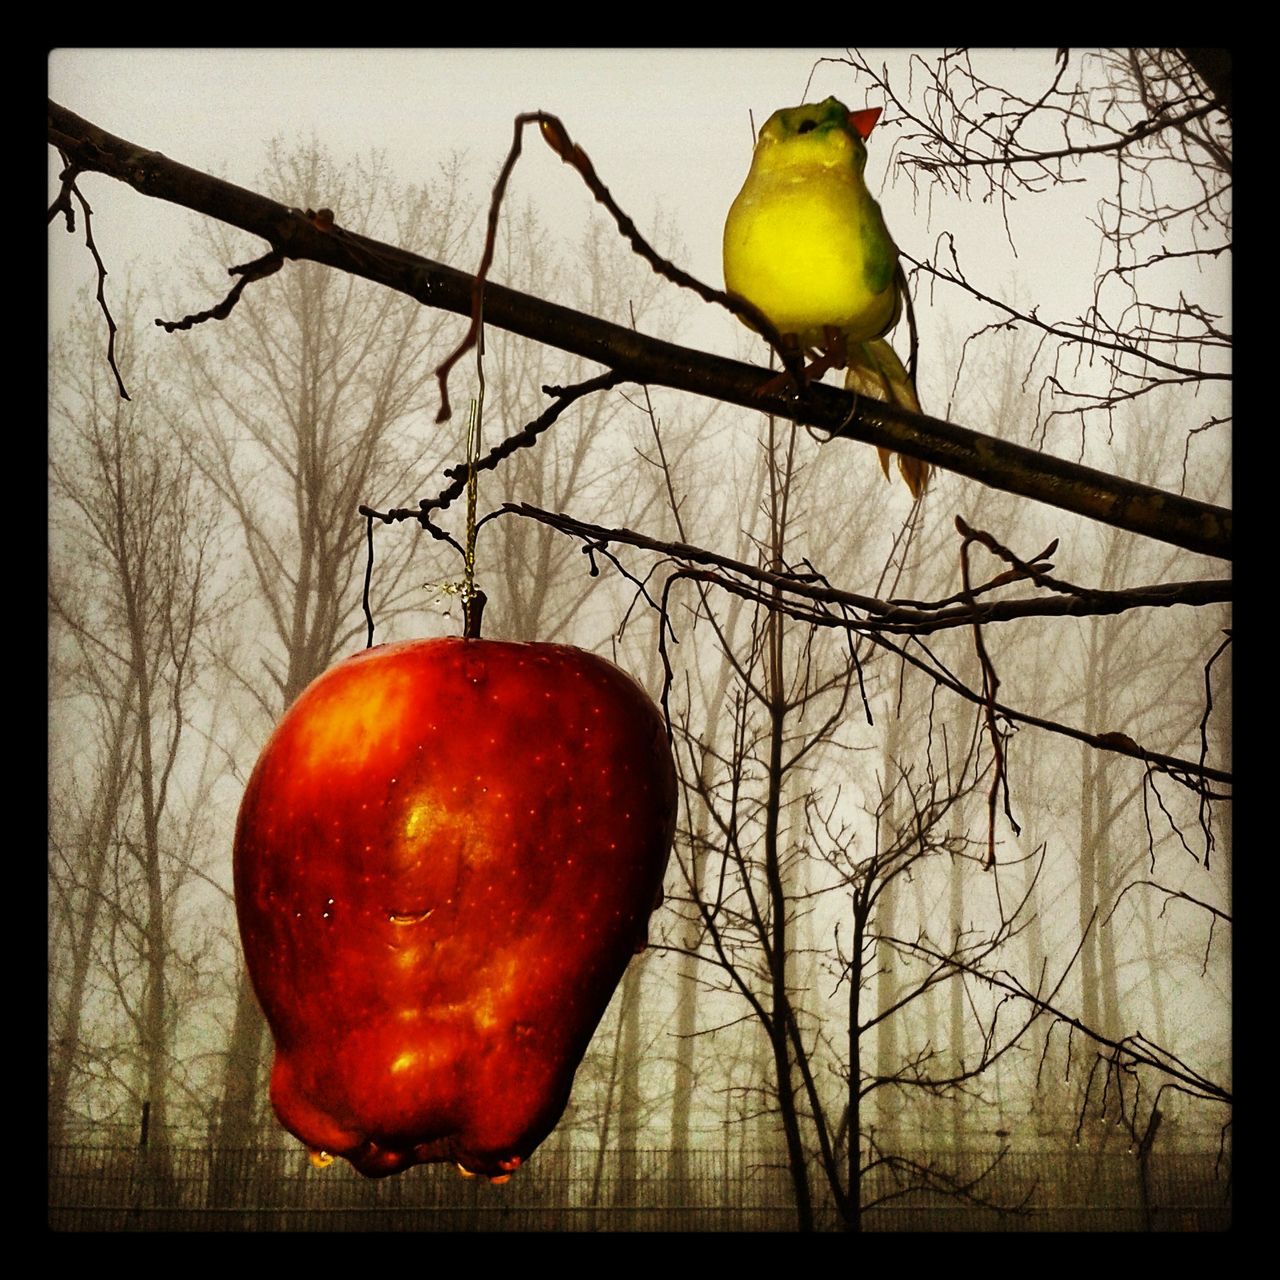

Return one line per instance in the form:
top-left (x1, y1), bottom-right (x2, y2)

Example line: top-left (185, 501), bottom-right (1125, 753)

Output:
top-left (723, 96), bottom-right (929, 499)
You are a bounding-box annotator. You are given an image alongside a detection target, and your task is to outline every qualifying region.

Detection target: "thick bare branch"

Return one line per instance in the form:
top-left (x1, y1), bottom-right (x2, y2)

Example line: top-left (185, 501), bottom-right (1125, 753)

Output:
top-left (48, 99), bottom-right (1231, 561)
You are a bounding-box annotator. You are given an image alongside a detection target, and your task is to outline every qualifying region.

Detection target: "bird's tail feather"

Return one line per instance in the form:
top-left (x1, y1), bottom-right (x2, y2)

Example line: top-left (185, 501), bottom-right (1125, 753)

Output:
top-left (845, 337), bottom-right (930, 500)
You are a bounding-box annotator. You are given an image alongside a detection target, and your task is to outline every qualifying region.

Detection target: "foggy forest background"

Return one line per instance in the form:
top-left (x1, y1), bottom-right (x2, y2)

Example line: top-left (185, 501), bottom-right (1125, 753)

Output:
top-left (48, 49), bottom-right (1231, 1230)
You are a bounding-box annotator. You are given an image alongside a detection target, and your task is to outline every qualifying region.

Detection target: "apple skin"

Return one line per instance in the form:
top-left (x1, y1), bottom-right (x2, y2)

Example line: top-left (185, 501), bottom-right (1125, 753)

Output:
top-left (233, 637), bottom-right (676, 1179)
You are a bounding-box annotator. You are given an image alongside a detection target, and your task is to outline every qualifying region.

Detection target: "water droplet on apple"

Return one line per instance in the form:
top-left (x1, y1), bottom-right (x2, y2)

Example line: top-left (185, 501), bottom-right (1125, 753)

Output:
top-left (389, 907), bottom-right (434, 925)
top-left (309, 1149), bottom-right (334, 1169)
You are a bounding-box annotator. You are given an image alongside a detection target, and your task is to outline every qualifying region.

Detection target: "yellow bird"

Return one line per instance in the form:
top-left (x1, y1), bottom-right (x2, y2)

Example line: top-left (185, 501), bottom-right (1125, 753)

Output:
top-left (723, 96), bottom-right (929, 499)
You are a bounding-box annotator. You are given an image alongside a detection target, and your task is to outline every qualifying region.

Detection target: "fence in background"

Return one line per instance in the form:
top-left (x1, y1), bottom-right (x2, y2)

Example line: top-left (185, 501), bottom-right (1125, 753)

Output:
top-left (48, 1143), bottom-right (1231, 1231)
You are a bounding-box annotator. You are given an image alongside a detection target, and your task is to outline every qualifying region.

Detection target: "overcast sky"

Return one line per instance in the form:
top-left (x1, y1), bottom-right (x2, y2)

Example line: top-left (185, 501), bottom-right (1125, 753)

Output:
top-left (49, 49), bottom-right (860, 325)
top-left (49, 49), bottom-right (1107, 357)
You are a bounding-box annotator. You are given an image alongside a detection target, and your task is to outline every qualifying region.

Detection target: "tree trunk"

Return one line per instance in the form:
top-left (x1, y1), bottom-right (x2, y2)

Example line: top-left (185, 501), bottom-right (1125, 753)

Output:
top-left (874, 714), bottom-right (902, 1151)
top-left (209, 972), bottom-right (268, 1206)
top-left (949, 854), bottom-right (966, 1149)
top-left (845, 902), bottom-right (867, 1233)
top-left (670, 592), bottom-right (746, 1179)
top-left (1078, 753), bottom-right (1101, 1033)
top-left (48, 692), bottom-right (138, 1147)
top-left (873, 871), bottom-right (899, 1144)
top-left (670, 873), bottom-right (699, 1190)
top-left (763, 610), bottom-right (813, 1229)
top-left (615, 959), bottom-right (643, 1209)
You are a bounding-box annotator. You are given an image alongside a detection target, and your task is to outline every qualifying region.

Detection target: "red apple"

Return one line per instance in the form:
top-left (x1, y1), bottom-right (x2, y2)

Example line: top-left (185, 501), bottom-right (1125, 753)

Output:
top-left (233, 637), bottom-right (677, 1179)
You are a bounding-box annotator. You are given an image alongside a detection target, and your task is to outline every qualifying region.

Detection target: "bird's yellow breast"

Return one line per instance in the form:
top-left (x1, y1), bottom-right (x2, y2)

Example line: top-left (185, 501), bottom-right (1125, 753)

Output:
top-left (723, 120), bottom-right (900, 349)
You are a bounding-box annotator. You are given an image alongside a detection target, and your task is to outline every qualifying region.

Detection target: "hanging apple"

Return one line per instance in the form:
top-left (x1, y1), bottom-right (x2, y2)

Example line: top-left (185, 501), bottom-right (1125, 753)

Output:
top-left (233, 636), bottom-right (677, 1179)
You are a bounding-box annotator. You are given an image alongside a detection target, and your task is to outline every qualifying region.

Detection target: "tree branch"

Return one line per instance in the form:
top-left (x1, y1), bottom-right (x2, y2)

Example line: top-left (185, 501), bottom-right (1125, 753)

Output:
top-left (49, 98), bottom-right (1231, 561)
top-left (498, 503), bottom-right (1230, 788)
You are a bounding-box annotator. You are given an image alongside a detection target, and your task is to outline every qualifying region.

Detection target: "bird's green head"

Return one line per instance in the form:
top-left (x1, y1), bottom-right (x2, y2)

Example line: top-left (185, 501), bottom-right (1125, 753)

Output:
top-left (753, 97), bottom-right (881, 176)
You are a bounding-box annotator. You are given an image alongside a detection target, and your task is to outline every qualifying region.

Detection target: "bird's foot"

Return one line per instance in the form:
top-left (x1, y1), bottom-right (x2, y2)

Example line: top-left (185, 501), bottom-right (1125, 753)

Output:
top-left (752, 329), bottom-right (847, 399)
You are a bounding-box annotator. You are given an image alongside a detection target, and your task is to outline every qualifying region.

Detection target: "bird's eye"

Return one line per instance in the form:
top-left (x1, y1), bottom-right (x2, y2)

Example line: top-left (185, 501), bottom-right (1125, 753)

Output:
top-left (797, 119), bottom-right (818, 135)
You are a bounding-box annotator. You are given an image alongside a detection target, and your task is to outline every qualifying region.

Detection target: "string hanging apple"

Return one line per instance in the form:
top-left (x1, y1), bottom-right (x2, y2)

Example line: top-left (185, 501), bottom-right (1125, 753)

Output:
top-left (234, 635), bottom-right (677, 1179)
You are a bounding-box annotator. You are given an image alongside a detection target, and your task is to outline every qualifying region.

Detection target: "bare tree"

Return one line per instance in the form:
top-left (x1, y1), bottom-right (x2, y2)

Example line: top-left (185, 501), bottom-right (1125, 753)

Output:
top-left (836, 48), bottom-right (1230, 457)
top-left (49, 294), bottom-right (225, 1175)
top-left (652, 410), bottom-right (1052, 1229)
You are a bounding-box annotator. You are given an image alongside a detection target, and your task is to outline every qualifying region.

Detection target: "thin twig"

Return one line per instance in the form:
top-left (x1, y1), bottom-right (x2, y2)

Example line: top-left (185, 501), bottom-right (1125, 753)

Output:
top-left (498, 502), bottom-right (1230, 788)
top-left (52, 159), bottom-right (130, 399)
top-left (956, 516), bottom-right (1021, 866)
top-left (155, 253), bottom-right (284, 332)
top-left (1197, 630), bottom-right (1232, 866)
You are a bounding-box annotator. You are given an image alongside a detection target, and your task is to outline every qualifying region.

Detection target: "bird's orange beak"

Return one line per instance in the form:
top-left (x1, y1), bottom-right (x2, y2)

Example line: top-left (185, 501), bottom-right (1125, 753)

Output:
top-left (848, 107), bottom-right (882, 140)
